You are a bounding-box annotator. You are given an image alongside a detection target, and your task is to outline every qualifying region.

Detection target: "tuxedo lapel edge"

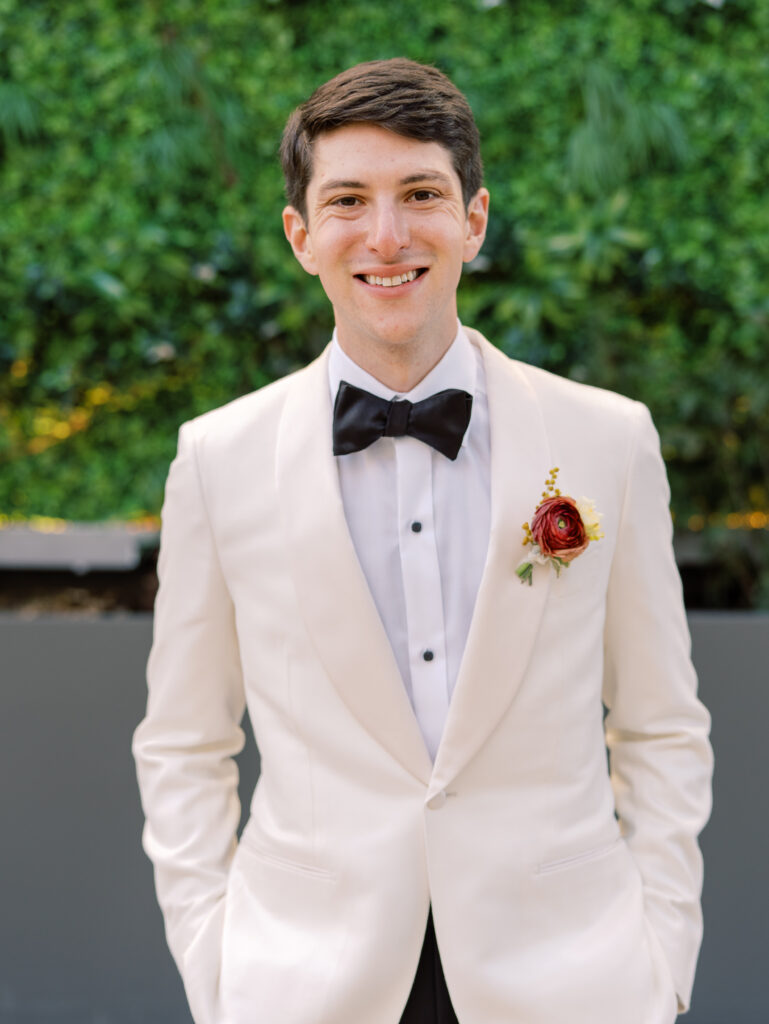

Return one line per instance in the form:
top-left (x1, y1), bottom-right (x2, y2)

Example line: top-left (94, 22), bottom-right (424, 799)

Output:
top-left (275, 350), bottom-right (432, 784)
top-left (430, 332), bottom-right (552, 791)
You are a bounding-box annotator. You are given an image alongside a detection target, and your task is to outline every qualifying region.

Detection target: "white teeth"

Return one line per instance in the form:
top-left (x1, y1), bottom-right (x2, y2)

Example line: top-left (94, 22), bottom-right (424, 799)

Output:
top-left (363, 269), bottom-right (419, 287)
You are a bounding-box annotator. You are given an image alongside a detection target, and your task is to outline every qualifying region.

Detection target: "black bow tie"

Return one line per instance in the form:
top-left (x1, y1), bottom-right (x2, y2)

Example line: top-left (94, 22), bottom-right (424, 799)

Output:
top-left (332, 380), bottom-right (473, 461)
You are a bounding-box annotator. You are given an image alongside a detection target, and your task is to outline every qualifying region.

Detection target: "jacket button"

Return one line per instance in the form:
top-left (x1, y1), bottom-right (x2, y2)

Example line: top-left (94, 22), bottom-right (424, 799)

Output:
top-left (427, 791), bottom-right (447, 810)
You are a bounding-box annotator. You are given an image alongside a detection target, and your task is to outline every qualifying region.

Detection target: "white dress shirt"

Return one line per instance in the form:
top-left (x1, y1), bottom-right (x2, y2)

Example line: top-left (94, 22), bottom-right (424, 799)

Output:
top-left (328, 325), bottom-right (491, 759)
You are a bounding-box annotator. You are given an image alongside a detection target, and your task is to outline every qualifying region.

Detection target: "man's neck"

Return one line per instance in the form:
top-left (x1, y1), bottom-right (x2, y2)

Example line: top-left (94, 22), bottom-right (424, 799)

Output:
top-left (335, 330), bottom-right (456, 394)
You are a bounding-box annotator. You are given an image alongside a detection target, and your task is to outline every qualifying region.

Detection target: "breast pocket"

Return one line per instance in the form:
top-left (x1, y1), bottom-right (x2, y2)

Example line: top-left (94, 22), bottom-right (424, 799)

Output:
top-left (541, 545), bottom-right (608, 612)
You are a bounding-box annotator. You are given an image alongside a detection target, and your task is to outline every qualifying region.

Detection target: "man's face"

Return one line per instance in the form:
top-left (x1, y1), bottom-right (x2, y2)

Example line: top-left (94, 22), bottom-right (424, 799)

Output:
top-left (283, 123), bottom-right (488, 366)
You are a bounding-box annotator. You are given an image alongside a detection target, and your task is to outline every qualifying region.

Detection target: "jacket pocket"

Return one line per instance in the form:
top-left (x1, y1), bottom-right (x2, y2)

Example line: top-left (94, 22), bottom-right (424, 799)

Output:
top-left (238, 829), bottom-right (335, 881)
top-left (536, 836), bottom-right (623, 876)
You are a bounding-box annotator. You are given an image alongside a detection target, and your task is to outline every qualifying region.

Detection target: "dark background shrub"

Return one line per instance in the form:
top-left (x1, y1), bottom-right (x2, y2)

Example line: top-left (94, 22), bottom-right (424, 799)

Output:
top-left (1, 0), bottom-right (767, 606)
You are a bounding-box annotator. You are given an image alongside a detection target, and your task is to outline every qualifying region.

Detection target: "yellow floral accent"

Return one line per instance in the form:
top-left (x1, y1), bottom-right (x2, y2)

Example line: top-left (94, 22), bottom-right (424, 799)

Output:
top-left (575, 497), bottom-right (604, 541)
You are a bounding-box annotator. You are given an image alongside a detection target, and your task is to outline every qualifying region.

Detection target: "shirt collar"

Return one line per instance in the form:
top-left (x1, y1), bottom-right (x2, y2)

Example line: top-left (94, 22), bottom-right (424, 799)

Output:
top-left (328, 322), bottom-right (478, 406)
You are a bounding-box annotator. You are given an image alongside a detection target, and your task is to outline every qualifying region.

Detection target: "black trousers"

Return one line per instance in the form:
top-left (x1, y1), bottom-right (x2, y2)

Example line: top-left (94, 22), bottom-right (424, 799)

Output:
top-left (399, 910), bottom-right (460, 1024)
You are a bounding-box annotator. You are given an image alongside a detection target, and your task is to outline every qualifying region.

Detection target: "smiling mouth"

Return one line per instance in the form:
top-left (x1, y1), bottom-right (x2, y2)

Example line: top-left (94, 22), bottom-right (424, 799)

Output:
top-left (355, 268), bottom-right (427, 288)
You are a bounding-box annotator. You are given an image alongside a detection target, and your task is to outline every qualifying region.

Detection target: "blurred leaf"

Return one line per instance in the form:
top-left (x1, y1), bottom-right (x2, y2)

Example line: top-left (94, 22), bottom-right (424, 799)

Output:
top-left (568, 63), bottom-right (688, 197)
top-left (0, 81), bottom-right (41, 145)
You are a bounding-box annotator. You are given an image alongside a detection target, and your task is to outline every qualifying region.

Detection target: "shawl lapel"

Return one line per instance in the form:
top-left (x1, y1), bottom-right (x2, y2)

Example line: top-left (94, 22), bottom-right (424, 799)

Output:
top-left (429, 332), bottom-right (551, 796)
top-left (275, 349), bottom-right (433, 785)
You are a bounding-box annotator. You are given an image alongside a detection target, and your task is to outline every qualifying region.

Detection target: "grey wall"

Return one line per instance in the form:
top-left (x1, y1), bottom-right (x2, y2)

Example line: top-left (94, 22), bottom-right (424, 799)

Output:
top-left (687, 614), bottom-right (768, 1024)
top-left (0, 612), bottom-right (766, 1023)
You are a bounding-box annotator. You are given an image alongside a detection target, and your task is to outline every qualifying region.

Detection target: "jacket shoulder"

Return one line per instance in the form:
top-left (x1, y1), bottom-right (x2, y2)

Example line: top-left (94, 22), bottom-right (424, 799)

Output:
top-left (468, 327), bottom-right (646, 426)
top-left (181, 349), bottom-right (328, 452)
top-left (516, 359), bottom-right (644, 422)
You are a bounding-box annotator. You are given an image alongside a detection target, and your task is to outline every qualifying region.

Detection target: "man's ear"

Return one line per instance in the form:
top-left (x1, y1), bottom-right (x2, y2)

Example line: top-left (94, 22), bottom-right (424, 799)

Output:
top-left (282, 206), bottom-right (319, 276)
top-left (462, 188), bottom-right (490, 263)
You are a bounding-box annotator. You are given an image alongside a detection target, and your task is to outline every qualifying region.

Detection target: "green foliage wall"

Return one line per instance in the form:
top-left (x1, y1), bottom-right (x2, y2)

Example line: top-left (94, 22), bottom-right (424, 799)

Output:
top-left (1, 0), bottom-right (767, 604)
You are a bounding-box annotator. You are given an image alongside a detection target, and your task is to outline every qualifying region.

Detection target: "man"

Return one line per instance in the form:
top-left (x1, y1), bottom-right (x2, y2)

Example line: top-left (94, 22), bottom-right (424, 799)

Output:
top-left (133, 59), bottom-right (712, 1024)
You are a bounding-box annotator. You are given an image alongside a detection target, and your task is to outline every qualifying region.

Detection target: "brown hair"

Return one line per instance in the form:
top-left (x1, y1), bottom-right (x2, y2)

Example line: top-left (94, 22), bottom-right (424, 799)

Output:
top-left (280, 58), bottom-right (483, 220)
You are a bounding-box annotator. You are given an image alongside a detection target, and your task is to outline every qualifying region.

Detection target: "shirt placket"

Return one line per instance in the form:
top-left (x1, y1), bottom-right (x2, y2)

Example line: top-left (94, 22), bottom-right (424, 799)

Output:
top-left (395, 437), bottom-right (449, 760)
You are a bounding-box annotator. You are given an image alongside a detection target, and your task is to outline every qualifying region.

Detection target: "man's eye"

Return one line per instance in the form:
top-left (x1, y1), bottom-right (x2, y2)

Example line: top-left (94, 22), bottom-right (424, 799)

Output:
top-left (333, 196), bottom-right (360, 207)
top-left (411, 190), bottom-right (438, 202)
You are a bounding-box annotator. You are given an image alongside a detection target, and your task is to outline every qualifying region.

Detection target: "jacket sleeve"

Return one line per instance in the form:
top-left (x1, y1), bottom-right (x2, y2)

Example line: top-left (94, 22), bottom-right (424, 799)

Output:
top-left (133, 421), bottom-right (246, 1024)
top-left (602, 402), bottom-right (713, 1014)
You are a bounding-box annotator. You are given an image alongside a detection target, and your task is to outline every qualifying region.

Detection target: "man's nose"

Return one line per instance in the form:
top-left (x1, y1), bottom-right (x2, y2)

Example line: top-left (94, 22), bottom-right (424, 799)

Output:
top-left (366, 202), bottom-right (409, 257)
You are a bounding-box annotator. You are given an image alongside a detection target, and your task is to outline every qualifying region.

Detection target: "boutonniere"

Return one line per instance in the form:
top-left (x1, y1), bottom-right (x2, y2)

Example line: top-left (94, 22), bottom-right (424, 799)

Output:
top-left (516, 467), bottom-right (604, 585)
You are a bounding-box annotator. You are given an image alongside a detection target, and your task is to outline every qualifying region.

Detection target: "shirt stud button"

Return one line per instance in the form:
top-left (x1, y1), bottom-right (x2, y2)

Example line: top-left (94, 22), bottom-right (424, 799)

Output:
top-left (411, 521), bottom-right (422, 533)
top-left (423, 649), bottom-right (434, 662)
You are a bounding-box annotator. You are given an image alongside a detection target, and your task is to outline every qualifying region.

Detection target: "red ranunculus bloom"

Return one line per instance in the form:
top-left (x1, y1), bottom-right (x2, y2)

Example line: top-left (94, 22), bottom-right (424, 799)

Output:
top-left (530, 496), bottom-right (588, 562)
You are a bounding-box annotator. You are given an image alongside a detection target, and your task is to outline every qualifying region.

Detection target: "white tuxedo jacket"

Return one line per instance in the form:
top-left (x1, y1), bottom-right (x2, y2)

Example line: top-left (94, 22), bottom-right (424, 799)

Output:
top-left (133, 329), bottom-right (712, 1024)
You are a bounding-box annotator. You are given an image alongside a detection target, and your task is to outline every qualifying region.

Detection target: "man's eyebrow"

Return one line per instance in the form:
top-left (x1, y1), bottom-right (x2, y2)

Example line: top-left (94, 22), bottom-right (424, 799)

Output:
top-left (316, 170), bottom-right (455, 195)
top-left (316, 179), bottom-right (367, 194)
top-left (399, 170), bottom-right (454, 187)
